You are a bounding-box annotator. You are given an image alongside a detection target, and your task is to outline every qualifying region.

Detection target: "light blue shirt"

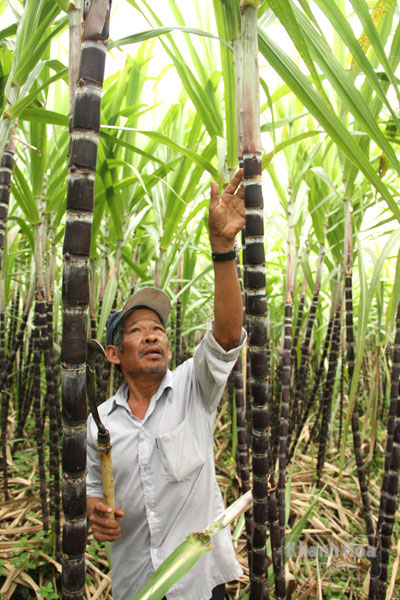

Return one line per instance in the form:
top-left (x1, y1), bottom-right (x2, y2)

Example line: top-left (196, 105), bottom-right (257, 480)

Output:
top-left (87, 325), bottom-right (246, 600)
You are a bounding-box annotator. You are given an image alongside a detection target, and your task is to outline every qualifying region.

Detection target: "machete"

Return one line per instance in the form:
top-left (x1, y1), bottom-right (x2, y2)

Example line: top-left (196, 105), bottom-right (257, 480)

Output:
top-left (87, 339), bottom-right (115, 518)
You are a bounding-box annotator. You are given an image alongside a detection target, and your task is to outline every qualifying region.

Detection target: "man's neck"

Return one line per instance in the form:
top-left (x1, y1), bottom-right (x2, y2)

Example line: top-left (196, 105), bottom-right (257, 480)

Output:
top-left (125, 372), bottom-right (164, 420)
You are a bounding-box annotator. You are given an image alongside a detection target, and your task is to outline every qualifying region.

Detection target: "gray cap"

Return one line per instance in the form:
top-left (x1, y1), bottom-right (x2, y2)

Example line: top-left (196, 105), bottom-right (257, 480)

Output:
top-left (106, 287), bottom-right (171, 346)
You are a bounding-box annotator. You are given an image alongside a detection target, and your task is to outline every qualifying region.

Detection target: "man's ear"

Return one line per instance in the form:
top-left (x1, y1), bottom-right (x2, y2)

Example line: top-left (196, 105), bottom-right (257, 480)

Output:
top-left (106, 345), bottom-right (121, 365)
top-left (168, 348), bottom-right (172, 363)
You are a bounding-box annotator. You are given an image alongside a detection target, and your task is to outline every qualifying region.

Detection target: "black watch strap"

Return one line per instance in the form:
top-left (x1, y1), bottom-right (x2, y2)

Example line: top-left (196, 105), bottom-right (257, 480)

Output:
top-left (211, 249), bottom-right (236, 262)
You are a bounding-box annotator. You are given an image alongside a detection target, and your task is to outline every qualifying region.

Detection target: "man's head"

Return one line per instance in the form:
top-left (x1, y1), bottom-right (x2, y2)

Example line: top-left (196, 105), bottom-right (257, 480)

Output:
top-left (106, 287), bottom-right (171, 347)
top-left (105, 288), bottom-right (172, 378)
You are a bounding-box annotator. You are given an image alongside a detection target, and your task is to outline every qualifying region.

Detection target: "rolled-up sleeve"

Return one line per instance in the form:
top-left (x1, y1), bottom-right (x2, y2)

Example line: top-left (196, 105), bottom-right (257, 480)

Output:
top-left (193, 323), bottom-right (247, 414)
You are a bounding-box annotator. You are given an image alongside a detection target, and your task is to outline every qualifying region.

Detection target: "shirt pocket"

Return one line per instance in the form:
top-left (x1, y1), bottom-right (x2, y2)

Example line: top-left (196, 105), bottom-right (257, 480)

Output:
top-left (156, 418), bottom-right (205, 483)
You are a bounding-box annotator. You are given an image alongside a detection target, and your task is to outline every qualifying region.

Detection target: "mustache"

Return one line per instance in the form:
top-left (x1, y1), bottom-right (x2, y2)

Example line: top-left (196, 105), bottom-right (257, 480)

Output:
top-left (138, 345), bottom-right (165, 358)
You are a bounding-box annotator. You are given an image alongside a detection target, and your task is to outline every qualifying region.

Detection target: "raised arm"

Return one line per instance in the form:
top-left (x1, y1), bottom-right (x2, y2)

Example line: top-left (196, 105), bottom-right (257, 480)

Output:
top-left (209, 169), bottom-right (245, 350)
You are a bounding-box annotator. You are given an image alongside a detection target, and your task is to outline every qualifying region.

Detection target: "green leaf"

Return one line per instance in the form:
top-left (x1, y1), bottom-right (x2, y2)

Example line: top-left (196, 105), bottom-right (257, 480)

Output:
top-left (267, 0), bottom-right (332, 108)
top-left (257, 28), bottom-right (400, 222)
top-left (19, 106), bottom-right (68, 126)
top-left (0, 24), bottom-right (18, 41)
top-left (132, 533), bottom-right (212, 600)
top-left (104, 127), bottom-right (219, 178)
top-left (110, 26), bottom-right (232, 51)
top-left (97, 271), bottom-right (118, 343)
top-left (8, 216), bottom-right (35, 250)
top-left (311, 0), bottom-right (400, 131)
top-left (14, 13), bottom-right (67, 88)
top-left (8, 66), bottom-right (68, 120)
top-left (289, 3), bottom-right (400, 175)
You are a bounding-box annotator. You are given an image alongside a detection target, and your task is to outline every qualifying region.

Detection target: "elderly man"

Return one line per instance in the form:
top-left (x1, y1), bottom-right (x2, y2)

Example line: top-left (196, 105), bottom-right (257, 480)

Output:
top-left (86, 170), bottom-right (246, 600)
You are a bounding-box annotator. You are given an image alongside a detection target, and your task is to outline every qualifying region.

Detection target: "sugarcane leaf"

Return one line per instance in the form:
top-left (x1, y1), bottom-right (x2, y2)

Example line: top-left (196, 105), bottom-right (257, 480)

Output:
top-left (289, 3), bottom-right (400, 174)
top-left (103, 182), bottom-right (124, 242)
top-left (262, 130), bottom-right (321, 167)
top-left (261, 112), bottom-right (308, 131)
top-left (8, 216), bottom-right (34, 250)
top-left (99, 129), bottom-right (167, 167)
top-left (8, 67), bottom-right (68, 120)
top-left (132, 533), bottom-right (212, 600)
top-left (19, 106), bottom-right (68, 126)
top-left (267, 0), bottom-right (331, 108)
top-left (386, 246), bottom-right (400, 338)
top-left (13, 13), bottom-right (67, 88)
top-left (126, 0), bottom-right (224, 137)
top-left (358, 227), bottom-right (400, 348)
top-left (97, 271), bottom-right (118, 343)
top-left (20, 58), bottom-right (67, 96)
top-left (159, 140), bottom-right (215, 251)
top-left (109, 26), bottom-right (232, 51)
top-left (54, 0), bottom-right (70, 11)
top-left (257, 28), bottom-right (400, 222)
top-left (349, 0), bottom-right (400, 104)
top-left (340, 227), bottom-right (400, 468)
top-left (212, 0), bottom-right (239, 169)
top-left (121, 248), bottom-right (149, 280)
top-left (12, 164), bottom-right (40, 224)
top-left (0, 24), bottom-right (17, 41)
top-left (106, 128), bottom-right (219, 178)
top-left (311, 0), bottom-right (400, 132)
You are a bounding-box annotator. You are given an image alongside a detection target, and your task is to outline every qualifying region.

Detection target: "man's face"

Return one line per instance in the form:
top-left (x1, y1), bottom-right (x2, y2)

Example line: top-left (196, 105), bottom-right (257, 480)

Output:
top-left (108, 308), bottom-right (171, 377)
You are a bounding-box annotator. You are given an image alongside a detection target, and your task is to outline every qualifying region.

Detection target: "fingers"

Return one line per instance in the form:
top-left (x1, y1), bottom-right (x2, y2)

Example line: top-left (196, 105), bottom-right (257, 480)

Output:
top-left (94, 501), bottom-right (114, 515)
top-left (223, 168), bottom-right (244, 196)
top-left (89, 501), bottom-right (124, 542)
top-left (210, 180), bottom-right (220, 209)
top-left (210, 169), bottom-right (244, 209)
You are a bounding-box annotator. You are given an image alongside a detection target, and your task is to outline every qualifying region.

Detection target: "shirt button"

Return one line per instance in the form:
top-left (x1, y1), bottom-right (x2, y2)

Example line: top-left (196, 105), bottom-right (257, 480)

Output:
top-left (149, 510), bottom-right (155, 517)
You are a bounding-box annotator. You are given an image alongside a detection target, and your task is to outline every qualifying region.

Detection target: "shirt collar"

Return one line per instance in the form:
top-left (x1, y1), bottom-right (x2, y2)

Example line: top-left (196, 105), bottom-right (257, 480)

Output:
top-left (106, 369), bottom-right (174, 415)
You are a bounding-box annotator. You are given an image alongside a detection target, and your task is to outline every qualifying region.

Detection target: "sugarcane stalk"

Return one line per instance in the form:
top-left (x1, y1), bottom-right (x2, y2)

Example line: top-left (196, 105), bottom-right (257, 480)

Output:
top-left (46, 298), bottom-right (61, 555)
top-left (0, 135), bottom-right (16, 272)
top-left (234, 252), bottom-right (254, 569)
top-left (61, 2), bottom-right (111, 598)
top-left (338, 326), bottom-right (345, 448)
top-left (175, 257), bottom-right (183, 367)
top-left (14, 352), bottom-right (34, 447)
top-left (344, 197), bottom-right (374, 545)
top-left (33, 300), bottom-right (49, 529)
top-left (8, 289), bottom-right (20, 353)
top-left (316, 286), bottom-right (342, 487)
top-left (68, 0), bottom-right (83, 132)
top-left (369, 299), bottom-right (400, 599)
top-left (290, 276), bottom-right (337, 460)
top-left (234, 34), bottom-right (253, 571)
top-left (291, 270), bottom-right (307, 383)
top-left (277, 189), bottom-right (296, 549)
top-left (289, 242), bottom-right (325, 446)
top-left (277, 282), bottom-right (293, 547)
top-left (241, 2), bottom-right (285, 597)
top-left (1, 284), bottom-right (34, 495)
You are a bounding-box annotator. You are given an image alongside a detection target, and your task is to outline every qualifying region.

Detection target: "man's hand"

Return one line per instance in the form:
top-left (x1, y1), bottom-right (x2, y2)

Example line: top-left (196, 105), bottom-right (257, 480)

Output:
top-left (87, 498), bottom-right (124, 542)
top-left (208, 169), bottom-right (245, 350)
top-left (209, 169), bottom-right (245, 252)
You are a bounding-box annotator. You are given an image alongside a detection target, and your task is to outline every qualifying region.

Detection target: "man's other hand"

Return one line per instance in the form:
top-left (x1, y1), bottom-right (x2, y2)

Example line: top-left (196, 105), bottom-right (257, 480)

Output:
top-left (87, 497), bottom-right (124, 542)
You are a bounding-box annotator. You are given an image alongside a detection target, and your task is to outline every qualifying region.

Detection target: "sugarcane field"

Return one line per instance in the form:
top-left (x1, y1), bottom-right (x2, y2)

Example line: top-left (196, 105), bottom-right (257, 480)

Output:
top-left (1, 0), bottom-right (400, 598)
